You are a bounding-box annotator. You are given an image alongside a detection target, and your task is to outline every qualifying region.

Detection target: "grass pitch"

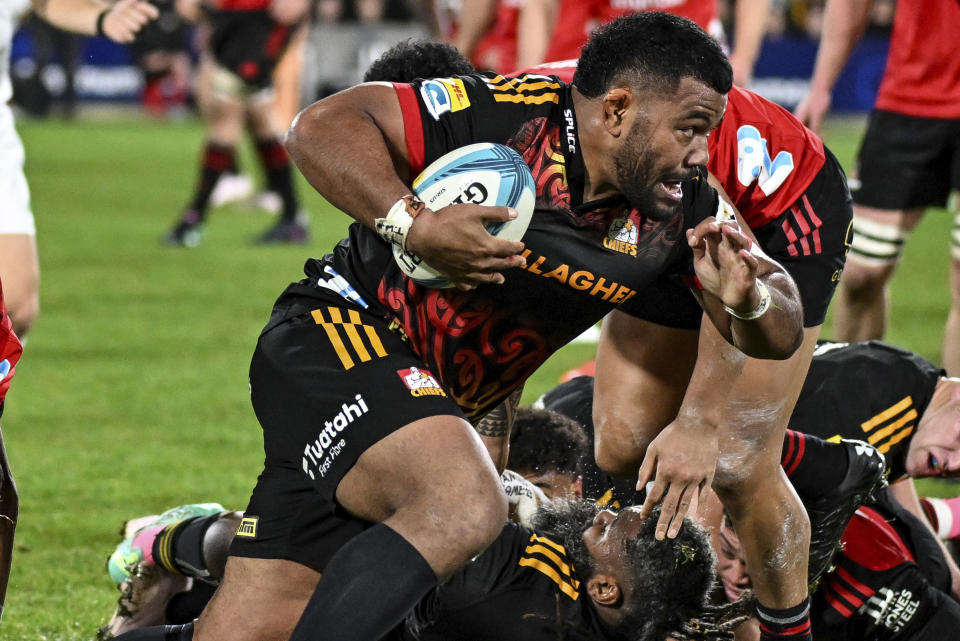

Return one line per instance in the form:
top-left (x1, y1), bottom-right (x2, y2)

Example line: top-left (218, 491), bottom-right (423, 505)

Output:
top-left (1, 112), bottom-right (954, 638)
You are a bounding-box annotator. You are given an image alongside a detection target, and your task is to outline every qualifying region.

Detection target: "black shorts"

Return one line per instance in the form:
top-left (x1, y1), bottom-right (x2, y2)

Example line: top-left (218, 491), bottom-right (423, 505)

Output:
top-left (632, 149), bottom-right (853, 329)
top-left (854, 109), bottom-right (960, 210)
top-left (129, 0), bottom-right (189, 61)
top-left (207, 10), bottom-right (296, 90)
top-left (229, 290), bottom-right (464, 570)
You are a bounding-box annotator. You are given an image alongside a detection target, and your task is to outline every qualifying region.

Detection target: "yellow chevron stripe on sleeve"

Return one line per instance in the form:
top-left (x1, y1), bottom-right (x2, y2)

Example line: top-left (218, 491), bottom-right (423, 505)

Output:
top-left (867, 409), bottom-right (917, 445)
top-left (518, 557), bottom-right (580, 600)
top-left (861, 396), bottom-right (913, 432)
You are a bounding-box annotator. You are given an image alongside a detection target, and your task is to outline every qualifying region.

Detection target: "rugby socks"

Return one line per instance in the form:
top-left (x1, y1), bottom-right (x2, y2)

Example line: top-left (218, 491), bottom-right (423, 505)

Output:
top-left (189, 142), bottom-right (236, 219)
top-left (288, 523), bottom-right (437, 641)
top-left (780, 430), bottom-right (847, 493)
top-left (919, 496), bottom-right (960, 539)
top-left (756, 599), bottom-right (812, 641)
top-left (151, 515), bottom-right (222, 582)
top-left (255, 137), bottom-right (298, 223)
top-left (112, 621), bottom-right (194, 641)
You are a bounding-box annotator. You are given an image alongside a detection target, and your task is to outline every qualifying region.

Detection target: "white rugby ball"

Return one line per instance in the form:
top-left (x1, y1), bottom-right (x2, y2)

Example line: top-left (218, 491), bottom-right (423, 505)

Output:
top-left (393, 142), bottom-right (536, 288)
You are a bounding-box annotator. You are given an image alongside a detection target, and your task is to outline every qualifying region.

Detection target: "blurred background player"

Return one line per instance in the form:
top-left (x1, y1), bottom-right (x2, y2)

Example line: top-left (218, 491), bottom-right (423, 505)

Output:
top-left (794, 0), bottom-right (960, 375)
top-left (0, 280), bottom-right (23, 621)
top-left (163, 0), bottom-right (311, 247)
top-left (129, 0), bottom-right (192, 118)
top-left (520, 0), bottom-right (769, 87)
top-left (713, 488), bottom-right (960, 640)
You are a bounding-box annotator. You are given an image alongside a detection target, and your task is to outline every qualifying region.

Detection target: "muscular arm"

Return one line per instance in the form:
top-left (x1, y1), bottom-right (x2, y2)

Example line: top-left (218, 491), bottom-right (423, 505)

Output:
top-left (793, 0), bottom-right (874, 132)
top-left (516, 0), bottom-right (557, 68)
top-left (474, 387), bottom-right (524, 473)
top-left (32, 0), bottom-right (158, 43)
top-left (285, 84), bottom-right (525, 288)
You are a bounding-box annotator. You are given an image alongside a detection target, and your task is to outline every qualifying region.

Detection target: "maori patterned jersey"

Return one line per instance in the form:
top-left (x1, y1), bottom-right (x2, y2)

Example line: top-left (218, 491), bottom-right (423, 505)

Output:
top-left (789, 341), bottom-right (942, 481)
top-left (398, 521), bottom-right (606, 641)
top-left (280, 73), bottom-right (718, 422)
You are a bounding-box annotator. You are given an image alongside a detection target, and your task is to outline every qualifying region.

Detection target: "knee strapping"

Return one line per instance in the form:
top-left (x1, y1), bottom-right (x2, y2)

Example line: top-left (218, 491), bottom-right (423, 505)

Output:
top-left (154, 514), bottom-right (223, 583)
top-left (849, 216), bottom-right (908, 266)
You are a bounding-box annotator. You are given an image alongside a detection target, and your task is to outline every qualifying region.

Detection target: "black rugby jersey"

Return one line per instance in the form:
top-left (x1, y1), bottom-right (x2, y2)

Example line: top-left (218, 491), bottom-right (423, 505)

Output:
top-left (790, 341), bottom-right (943, 480)
top-left (396, 521), bottom-right (608, 641)
top-left (813, 489), bottom-right (958, 640)
top-left (276, 73), bottom-right (719, 421)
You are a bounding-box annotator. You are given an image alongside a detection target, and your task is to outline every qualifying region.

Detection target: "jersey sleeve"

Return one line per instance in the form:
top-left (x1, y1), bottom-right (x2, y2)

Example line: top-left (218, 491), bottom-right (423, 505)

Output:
top-left (0, 286), bottom-right (22, 409)
top-left (393, 73), bottom-right (567, 179)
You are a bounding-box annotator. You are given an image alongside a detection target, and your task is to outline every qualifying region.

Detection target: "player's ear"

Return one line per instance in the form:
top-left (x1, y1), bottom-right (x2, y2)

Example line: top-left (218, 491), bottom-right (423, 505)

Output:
top-left (586, 574), bottom-right (623, 607)
top-left (602, 87), bottom-right (633, 136)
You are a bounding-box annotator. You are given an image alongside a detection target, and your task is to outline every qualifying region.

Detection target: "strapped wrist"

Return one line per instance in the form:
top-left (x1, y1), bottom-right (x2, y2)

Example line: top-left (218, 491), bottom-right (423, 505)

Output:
top-left (95, 8), bottom-right (109, 38)
top-left (374, 195), bottom-right (425, 251)
top-left (724, 280), bottom-right (772, 321)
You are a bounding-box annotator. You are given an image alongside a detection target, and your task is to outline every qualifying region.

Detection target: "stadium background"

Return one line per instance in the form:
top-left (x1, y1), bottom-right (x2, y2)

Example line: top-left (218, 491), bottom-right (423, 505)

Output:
top-left (4, 1), bottom-right (958, 638)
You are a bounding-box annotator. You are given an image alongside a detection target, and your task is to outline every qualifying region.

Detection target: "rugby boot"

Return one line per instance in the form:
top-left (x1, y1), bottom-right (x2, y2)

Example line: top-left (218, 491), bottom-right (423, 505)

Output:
top-left (163, 210), bottom-right (204, 248)
top-left (806, 439), bottom-right (887, 590)
top-left (107, 503), bottom-right (224, 585)
top-left (98, 563), bottom-right (192, 640)
top-left (253, 212), bottom-right (309, 245)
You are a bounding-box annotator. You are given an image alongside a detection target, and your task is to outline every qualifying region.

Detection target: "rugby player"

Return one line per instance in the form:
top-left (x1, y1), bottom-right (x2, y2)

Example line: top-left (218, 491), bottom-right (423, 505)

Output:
top-left (794, 0), bottom-right (960, 375)
top-left (714, 488), bottom-right (960, 640)
top-left (135, 13), bottom-right (805, 641)
top-left (163, 0), bottom-right (310, 247)
top-left (2, 0), bottom-right (156, 620)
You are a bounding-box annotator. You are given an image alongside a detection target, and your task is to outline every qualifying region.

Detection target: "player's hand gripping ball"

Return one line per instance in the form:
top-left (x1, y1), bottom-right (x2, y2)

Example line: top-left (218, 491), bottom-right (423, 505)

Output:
top-left (394, 143), bottom-right (536, 288)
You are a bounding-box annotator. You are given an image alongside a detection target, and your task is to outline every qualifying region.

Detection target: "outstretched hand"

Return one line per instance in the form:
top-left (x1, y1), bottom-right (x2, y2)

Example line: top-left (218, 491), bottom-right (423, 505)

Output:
top-left (101, 0), bottom-right (159, 43)
top-left (636, 418), bottom-right (719, 540)
top-left (405, 204), bottom-right (526, 290)
top-left (687, 219), bottom-right (762, 315)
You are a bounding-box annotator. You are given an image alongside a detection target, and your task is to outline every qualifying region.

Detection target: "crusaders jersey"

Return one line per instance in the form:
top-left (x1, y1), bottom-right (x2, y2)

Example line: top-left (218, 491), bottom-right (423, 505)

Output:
top-left (518, 62), bottom-right (826, 228)
top-left (790, 341), bottom-right (942, 481)
top-left (813, 490), bottom-right (954, 640)
top-left (0, 283), bottom-right (22, 407)
top-left (544, 0), bottom-right (720, 64)
top-left (277, 73), bottom-right (719, 422)
top-left (874, 0), bottom-right (960, 120)
top-left (398, 522), bottom-right (607, 641)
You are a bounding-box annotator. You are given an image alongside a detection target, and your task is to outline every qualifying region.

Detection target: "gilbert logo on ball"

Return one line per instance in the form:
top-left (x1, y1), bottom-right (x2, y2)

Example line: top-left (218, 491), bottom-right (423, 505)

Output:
top-left (393, 143), bottom-right (536, 288)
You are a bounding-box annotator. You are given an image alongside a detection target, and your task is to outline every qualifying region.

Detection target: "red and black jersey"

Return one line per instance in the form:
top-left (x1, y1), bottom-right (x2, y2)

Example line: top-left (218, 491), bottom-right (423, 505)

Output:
top-left (205, 0), bottom-right (297, 90)
top-left (789, 341), bottom-right (942, 481)
top-left (396, 521), bottom-right (607, 641)
top-left (516, 63), bottom-right (826, 229)
top-left (543, 0), bottom-right (720, 64)
top-left (275, 73), bottom-right (719, 422)
top-left (0, 283), bottom-right (22, 409)
top-left (813, 489), bottom-right (959, 640)
top-left (874, 0), bottom-right (960, 120)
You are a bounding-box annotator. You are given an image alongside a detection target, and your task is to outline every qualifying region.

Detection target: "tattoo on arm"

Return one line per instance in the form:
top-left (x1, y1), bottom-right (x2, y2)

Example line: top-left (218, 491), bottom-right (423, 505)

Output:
top-left (475, 387), bottom-right (523, 438)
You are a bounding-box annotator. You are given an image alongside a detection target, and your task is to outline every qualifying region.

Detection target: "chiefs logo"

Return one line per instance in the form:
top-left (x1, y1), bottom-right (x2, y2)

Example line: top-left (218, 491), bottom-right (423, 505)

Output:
top-left (397, 367), bottom-right (448, 398)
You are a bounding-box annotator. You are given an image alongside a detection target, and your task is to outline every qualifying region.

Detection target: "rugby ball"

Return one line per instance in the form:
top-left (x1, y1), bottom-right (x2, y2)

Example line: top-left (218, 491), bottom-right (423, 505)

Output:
top-left (393, 142), bottom-right (536, 288)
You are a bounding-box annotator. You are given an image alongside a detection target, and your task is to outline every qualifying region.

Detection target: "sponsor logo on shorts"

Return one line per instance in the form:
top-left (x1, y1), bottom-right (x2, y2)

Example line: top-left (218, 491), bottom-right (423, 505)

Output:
top-left (603, 216), bottom-right (638, 256)
top-left (236, 516), bottom-right (259, 538)
top-left (859, 587), bottom-right (920, 633)
top-left (397, 367), bottom-right (448, 398)
top-left (301, 394), bottom-right (370, 480)
top-left (420, 78), bottom-right (471, 121)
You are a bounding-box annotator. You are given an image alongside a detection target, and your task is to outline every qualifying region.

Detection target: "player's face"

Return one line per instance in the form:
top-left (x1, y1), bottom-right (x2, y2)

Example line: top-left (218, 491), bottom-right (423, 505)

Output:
top-left (714, 521), bottom-right (752, 602)
top-left (614, 77), bottom-right (725, 221)
top-left (520, 470), bottom-right (582, 500)
top-left (906, 380), bottom-right (960, 477)
top-left (581, 507), bottom-right (646, 572)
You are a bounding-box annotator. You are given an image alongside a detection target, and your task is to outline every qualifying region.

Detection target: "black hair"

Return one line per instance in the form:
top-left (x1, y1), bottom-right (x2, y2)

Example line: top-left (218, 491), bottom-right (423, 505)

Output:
top-left (508, 407), bottom-right (590, 477)
top-left (616, 510), bottom-right (751, 641)
top-left (363, 39), bottom-right (477, 84)
top-left (572, 12), bottom-right (732, 100)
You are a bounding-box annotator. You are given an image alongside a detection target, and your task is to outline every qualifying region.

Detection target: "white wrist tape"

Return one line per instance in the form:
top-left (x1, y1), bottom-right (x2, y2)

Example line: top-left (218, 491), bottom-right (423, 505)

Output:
top-left (374, 195), bottom-right (425, 251)
top-left (724, 280), bottom-right (772, 321)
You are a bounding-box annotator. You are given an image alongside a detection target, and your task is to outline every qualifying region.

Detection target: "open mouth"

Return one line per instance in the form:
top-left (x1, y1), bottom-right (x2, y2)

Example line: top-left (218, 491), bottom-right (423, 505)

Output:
top-left (722, 579), bottom-right (743, 602)
top-left (930, 453), bottom-right (943, 475)
top-left (660, 181), bottom-right (683, 201)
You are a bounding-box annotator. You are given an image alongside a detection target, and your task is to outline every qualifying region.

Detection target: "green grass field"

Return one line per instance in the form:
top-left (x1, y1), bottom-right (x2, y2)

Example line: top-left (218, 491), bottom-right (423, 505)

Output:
top-left (2, 112), bottom-right (955, 638)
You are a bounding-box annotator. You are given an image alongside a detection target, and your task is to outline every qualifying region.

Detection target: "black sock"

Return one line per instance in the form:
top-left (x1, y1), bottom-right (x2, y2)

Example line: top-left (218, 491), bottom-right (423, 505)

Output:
top-left (781, 430), bottom-right (847, 496)
top-left (151, 515), bottom-right (221, 582)
top-left (288, 523), bottom-right (437, 641)
top-left (189, 142), bottom-right (235, 217)
top-left (255, 137), bottom-right (298, 222)
top-left (113, 620), bottom-right (194, 641)
top-left (756, 599), bottom-right (812, 641)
